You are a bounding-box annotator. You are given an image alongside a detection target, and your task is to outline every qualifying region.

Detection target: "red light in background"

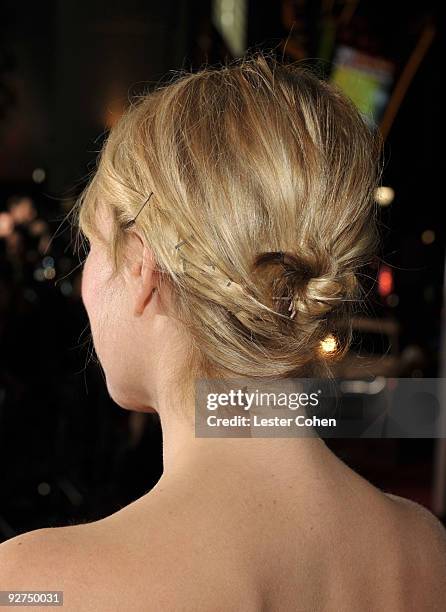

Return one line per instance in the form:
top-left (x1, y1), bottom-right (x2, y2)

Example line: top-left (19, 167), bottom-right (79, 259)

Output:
top-left (378, 265), bottom-right (393, 297)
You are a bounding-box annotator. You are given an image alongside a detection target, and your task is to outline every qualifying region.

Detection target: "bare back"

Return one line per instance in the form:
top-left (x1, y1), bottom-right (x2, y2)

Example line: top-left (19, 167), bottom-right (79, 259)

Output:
top-left (2, 459), bottom-right (446, 611)
top-left (78, 470), bottom-right (446, 611)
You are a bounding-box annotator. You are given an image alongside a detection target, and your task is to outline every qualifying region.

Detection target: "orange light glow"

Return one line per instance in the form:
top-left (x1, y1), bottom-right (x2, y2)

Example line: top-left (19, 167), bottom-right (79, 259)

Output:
top-left (378, 265), bottom-right (393, 297)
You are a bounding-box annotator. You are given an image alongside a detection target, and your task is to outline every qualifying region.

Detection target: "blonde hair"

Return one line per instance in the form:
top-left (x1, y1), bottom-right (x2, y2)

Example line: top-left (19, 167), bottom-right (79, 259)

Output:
top-left (73, 51), bottom-right (382, 389)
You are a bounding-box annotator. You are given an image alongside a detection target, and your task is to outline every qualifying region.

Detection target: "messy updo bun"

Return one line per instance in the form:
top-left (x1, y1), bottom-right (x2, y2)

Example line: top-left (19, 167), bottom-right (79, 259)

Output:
top-left (75, 50), bottom-right (382, 386)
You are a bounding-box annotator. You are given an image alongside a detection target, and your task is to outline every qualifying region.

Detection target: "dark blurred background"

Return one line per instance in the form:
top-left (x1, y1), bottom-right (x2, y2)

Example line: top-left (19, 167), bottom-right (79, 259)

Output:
top-left (1, 0), bottom-right (445, 541)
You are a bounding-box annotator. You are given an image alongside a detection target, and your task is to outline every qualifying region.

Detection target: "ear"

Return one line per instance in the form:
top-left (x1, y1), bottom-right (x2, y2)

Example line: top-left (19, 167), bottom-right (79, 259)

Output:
top-left (129, 237), bottom-right (157, 318)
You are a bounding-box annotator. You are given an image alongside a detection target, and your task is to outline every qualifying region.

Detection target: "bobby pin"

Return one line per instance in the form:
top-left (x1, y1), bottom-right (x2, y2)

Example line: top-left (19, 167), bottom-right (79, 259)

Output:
top-left (175, 239), bottom-right (187, 251)
top-left (122, 192), bottom-right (154, 230)
top-left (174, 233), bottom-right (195, 251)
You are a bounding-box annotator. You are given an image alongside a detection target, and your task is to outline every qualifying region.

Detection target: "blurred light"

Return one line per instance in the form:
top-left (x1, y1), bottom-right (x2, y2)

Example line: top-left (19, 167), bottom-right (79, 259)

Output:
top-left (222, 11), bottom-right (234, 26)
top-left (330, 46), bottom-right (394, 127)
top-left (212, 0), bottom-right (247, 57)
top-left (340, 377), bottom-right (386, 395)
top-left (320, 333), bottom-right (338, 353)
top-left (43, 267), bottom-right (56, 280)
top-left (0, 212), bottom-right (14, 237)
top-left (378, 265), bottom-right (393, 297)
top-left (37, 482), bottom-right (51, 496)
top-left (8, 197), bottom-right (37, 224)
top-left (60, 280), bottom-right (73, 296)
top-left (401, 344), bottom-right (425, 366)
top-left (32, 168), bottom-right (46, 183)
top-left (42, 256), bottom-right (55, 268)
top-left (421, 229), bottom-right (435, 245)
top-left (374, 186), bottom-right (394, 206)
top-left (386, 293), bottom-right (399, 307)
top-left (29, 219), bottom-right (48, 236)
top-left (33, 268), bottom-right (45, 281)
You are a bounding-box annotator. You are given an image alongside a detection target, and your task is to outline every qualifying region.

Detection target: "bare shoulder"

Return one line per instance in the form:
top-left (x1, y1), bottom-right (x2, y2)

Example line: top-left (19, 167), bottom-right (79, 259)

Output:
top-left (0, 525), bottom-right (96, 608)
top-left (0, 519), bottom-right (245, 612)
top-left (0, 529), bottom-right (67, 609)
top-left (0, 525), bottom-right (80, 579)
top-left (383, 492), bottom-right (446, 575)
top-left (384, 492), bottom-right (446, 541)
top-left (0, 523), bottom-right (145, 611)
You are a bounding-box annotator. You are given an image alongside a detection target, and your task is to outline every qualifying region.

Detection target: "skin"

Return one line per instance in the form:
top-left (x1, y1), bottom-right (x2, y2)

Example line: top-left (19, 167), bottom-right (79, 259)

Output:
top-left (1, 203), bottom-right (446, 611)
